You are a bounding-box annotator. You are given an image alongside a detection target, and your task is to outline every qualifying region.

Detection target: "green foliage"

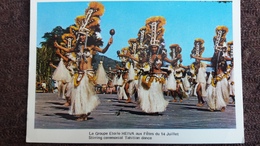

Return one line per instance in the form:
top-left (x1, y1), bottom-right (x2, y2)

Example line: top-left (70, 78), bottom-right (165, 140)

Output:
top-left (36, 26), bottom-right (68, 90)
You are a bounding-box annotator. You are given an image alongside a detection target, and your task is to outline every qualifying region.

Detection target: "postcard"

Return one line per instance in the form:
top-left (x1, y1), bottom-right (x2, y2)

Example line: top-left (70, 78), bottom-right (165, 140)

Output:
top-left (27, 0), bottom-right (244, 144)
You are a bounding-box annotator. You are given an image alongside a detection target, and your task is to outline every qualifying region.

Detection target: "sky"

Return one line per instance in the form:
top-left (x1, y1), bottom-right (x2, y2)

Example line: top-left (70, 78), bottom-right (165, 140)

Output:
top-left (37, 1), bottom-right (233, 66)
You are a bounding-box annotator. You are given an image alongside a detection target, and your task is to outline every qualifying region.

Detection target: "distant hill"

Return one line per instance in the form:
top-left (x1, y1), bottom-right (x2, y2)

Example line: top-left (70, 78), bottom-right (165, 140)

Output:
top-left (92, 53), bottom-right (121, 71)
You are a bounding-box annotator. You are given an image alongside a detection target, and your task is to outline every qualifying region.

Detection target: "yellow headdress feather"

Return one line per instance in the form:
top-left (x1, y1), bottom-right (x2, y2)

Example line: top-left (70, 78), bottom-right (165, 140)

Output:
top-left (73, 2), bottom-right (104, 36)
top-left (216, 26), bottom-right (228, 32)
top-left (128, 38), bottom-right (137, 45)
top-left (190, 64), bottom-right (195, 70)
top-left (145, 16), bottom-right (166, 46)
top-left (75, 15), bottom-right (100, 30)
top-left (227, 41), bottom-right (233, 46)
top-left (86, 2), bottom-right (105, 17)
top-left (169, 44), bottom-right (180, 49)
top-left (121, 47), bottom-right (129, 53)
top-left (194, 38), bottom-right (204, 44)
top-left (191, 38), bottom-right (205, 57)
top-left (61, 33), bottom-right (77, 47)
top-left (86, 17), bottom-right (100, 29)
top-left (145, 16), bottom-right (166, 30)
top-left (75, 15), bottom-right (87, 28)
top-left (60, 42), bottom-right (66, 47)
top-left (215, 26), bottom-right (228, 37)
top-left (69, 25), bottom-right (79, 34)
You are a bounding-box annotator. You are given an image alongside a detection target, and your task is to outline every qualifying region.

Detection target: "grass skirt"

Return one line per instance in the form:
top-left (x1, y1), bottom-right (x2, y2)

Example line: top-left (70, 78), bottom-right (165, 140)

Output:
top-left (69, 71), bottom-right (100, 115)
top-left (166, 72), bottom-right (176, 91)
top-left (52, 59), bottom-right (71, 82)
top-left (117, 83), bottom-right (128, 100)
top-left (206, 78), bottom-right (229, 110)
top-left (65, 77), bottom-right (74, 98)
top-left (138, 78), bottom-right (168, 113)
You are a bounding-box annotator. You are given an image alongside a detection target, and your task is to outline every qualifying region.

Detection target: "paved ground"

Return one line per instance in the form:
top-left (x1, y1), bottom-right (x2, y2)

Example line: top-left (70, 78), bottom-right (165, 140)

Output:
top-left (35, 93), bottom-right (236, 129)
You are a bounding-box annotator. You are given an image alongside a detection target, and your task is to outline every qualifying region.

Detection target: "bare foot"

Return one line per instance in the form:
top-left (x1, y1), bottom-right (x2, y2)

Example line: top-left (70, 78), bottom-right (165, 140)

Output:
top-left (63, 102), bottom-right (70, 106)
top-left (196, 103), bottom-right (203, 107)
top-left (221, 107), bottom-right (225, 112)
top-left (171, 99), bottom-right (177, 102)
top-left (76, 114), bottom-right (88, 121)
top-left (76, 117), bottom-right (84, 121)
top-left (126, 98), bottom-right (131, 103)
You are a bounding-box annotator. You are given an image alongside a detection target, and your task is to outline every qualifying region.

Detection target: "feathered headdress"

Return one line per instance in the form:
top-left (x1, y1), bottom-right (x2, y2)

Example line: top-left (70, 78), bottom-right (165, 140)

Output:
top-left (215, 26), bottom-right (228, 37)
top-left (227, 41), bottom-right (233, 58)
top-left (128, 38), bottom-right (138, 54)
top-left (169, 44), bottom-right (182, 58)
top-left (145, 16), bottom-right (166, 46)
top-left (194, 38), bottom-right (204, 46)
top-left (214, 26), bottom-right (228, 48)
top-left (191, 38), bottom-right (205, 57)
top-left (74, 2), bottom-right (104, 37)
top-left (119, 47), bottom-right (130, 62)
top-left (137, 26), bottom-right (147, 49)
top-left (60, 33), bottom-right (77, 49)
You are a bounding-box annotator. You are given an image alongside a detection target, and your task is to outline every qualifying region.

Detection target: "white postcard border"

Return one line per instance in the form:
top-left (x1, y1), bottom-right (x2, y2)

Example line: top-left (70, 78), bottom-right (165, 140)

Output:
top-left (27, 0), bottom-right (244, 144)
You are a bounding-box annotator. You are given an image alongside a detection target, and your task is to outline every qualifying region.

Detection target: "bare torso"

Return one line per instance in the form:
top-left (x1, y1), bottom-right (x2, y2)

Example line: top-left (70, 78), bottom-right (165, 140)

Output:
top-left (79, 45), bottom-right (96, 70)
top-left (150, 54), bottom-right (165, 74)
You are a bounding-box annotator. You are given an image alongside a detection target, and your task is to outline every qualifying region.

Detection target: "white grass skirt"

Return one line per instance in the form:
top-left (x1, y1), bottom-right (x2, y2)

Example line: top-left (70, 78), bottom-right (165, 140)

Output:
top-left (138, 79), bottom-right (168, 113)
top-left (69, 71), bottom-right (100, 115)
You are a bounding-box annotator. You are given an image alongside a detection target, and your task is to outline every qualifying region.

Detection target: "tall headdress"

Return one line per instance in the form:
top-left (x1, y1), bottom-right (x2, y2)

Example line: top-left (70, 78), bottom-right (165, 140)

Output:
top-left (119, 47), bottom-right (130, 62)
top-left (169, 44), bottom-right (182, 59)
top-left (145, 16), bottom-right (166, 47)
top-left (227, 41), bottom-right (233, 59)
top-left (137, 26), bottom-right (147, 49)
top-left (73, 2), bottom-right (105, 43)
top-left (128, 38), bottom-right (138, 54)
top-left (191, 38), bottom-right (205, 57)
top-left (169, 44), bottom-right (182, 64)
top-left (214, 25), bottom-right (228, 50)
top-left (60, 33), bottom-right (77, 49)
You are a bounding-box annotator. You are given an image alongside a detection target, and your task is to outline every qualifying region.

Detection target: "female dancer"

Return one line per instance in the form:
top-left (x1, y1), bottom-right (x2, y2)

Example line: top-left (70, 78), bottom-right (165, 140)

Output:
top-left (54, 2), bottom-right (113, 121)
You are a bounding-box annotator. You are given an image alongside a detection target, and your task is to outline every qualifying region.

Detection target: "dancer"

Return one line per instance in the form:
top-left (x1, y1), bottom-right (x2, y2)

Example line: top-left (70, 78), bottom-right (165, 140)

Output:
top-left (191, 26), bottom-right (231, 112)
top-left (182, 38), bottom-right (207, 107)
top-left (50, 58), bottom-right (71, 105)
top-left (116, 48), bottom-right (131, 101)
top-left (119, 16), bottom-right (175, 114)
top-left (54, 2), bottom-right (114, 121)
top-left (51, 34), bottom-right (77, 106)
top-left (166, 44), bottom-right (184, 102)
top-left (117, 27), bottom-right (149, 103)
top-left (116, 62), bottom-right (130, 101)
top-left (227, 41), bottom-right (235, 104)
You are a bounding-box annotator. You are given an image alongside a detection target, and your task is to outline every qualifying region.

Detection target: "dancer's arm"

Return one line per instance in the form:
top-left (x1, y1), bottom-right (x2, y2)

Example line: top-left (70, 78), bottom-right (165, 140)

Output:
top-left (179, 64), bottom-right (189, 69)
top-left (54, 42), bottom-right (74, 52)
top-left (94, 37), bottom-right (113, 53)
top-left (55, 49), bottom-right (69, 62)
top-left (164, 53), bottom-right (182, 64)
top-left (118, 52), bottom-right (139, 62)
top-left (49, 62), bottom-right (57, 69)
top-left (191, 55), bottom-right (212, 61)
